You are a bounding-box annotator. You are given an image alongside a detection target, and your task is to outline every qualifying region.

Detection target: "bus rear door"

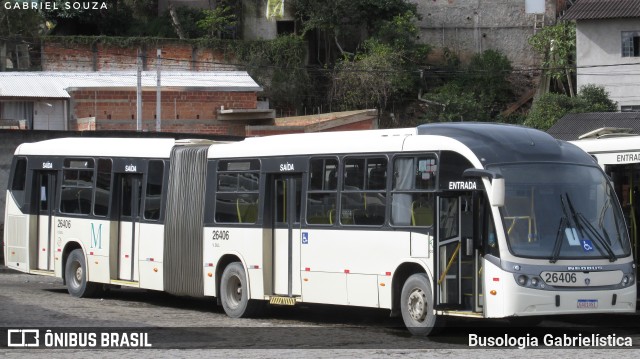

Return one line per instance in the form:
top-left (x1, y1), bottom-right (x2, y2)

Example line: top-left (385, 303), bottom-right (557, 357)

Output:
top-left (35, 170), bottom-right (57, 271)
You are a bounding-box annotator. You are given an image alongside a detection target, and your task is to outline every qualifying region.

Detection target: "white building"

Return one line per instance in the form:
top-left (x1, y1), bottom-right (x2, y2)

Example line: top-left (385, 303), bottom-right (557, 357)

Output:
top-left (564, 0), bottom-right (640, 111)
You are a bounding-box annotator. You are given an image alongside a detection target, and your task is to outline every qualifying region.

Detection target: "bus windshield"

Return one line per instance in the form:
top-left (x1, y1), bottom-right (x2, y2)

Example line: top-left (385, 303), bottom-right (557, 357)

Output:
top-left (490, 163), bottom-right (631, 260)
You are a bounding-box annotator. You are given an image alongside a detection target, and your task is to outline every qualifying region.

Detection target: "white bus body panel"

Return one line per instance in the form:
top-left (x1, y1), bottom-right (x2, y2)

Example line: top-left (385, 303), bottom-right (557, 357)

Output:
top-left (203, 227), bottom-right (265, 299)
top-left (299, 229), bottom-right (423, 309)
top-left (85, 220), bottom-right (111, 284)
top-left (36, 214), bottom-right (55, 270)
top-left (4, 191), bottom-right (30, 273)
top-left (138, 223), bottom-right (164, 291)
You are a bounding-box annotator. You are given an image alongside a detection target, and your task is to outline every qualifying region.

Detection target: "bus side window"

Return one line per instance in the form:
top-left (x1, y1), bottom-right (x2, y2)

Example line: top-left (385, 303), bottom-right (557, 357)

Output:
top-left (144, 160), bottom-right (164, 220)
top-left (10, 157), bottom-right (27, 208)
top-left (214, 160), bottom-right (260, 224)
top-left (306, 158), bottom-right (338, 225)
top-left (391, 155), bottom-right (436, 227)
top-left (94, 158), bottom-right (112, 217)
top-left (60, 159), bottom-right (94, 215)
top-left (341, 157), bottom-right (387, 226)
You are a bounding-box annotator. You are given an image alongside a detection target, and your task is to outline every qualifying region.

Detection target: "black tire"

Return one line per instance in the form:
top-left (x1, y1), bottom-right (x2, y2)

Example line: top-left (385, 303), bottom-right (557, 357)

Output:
top-left (220, 262), bottom-right (261, 318)
top-left (400, 273), bottom-right (439, 336)
top-left (65, 249), bottom-right (99, 298)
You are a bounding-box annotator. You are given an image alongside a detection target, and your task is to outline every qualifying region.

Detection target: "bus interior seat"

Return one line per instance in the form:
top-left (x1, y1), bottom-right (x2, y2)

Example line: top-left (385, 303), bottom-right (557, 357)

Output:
top-left (236, 197), bottom-right (258, 223)
top-left (412, 200), bottom-right (433, 226)
top-left (368, 167), bottom-right (387, 190)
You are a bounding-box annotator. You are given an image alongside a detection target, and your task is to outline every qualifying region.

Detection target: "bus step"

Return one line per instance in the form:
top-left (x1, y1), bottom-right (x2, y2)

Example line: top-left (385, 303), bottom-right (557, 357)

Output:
top-left (269, 296), bottom-right (297, 306)
top-left (110, 279), bottom-right (140, 287)
top-left (30, 269), bottom-right (55, 276)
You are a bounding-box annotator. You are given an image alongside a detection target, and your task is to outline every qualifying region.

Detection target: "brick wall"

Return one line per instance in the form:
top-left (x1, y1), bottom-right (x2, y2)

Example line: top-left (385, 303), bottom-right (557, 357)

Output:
top-left (42, 40), bottom-right (234, 72)
top-left (69, 89), bottom-right (256, 135)
top-left (42, 42), bottom-right (95, 71)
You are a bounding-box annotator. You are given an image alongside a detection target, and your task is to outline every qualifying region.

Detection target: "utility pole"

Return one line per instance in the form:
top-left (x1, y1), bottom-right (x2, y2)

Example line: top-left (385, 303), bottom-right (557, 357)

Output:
top-left (156, 49), bottom-right (162, 132)
top-left (136, 49), bottom-right (142, 131)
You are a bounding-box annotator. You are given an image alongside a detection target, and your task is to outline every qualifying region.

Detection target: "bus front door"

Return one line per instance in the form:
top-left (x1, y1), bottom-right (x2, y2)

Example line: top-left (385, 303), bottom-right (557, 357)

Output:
top-left (35, 171), bottom-right (57, 271)
top-left (437, 194), bottom-right (480, 311)
top-left (272, 175), bottom-right (302, 297)
top-left (116, 174), bottom-right (142, 282)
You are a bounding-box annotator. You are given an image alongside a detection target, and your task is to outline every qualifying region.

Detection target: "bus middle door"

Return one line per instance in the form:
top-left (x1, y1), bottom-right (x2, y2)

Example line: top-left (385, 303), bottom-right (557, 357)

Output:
top-left (35, 170), bottom-right (57, 271)
top-left (116, 173), bottom-right (142, 282)
top-left (272, 174), bottom-right (302, 298)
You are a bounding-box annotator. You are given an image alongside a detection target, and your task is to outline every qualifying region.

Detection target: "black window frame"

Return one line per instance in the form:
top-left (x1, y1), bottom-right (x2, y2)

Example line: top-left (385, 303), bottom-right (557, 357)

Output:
top-left (214, 159), bottom-right (261, 224)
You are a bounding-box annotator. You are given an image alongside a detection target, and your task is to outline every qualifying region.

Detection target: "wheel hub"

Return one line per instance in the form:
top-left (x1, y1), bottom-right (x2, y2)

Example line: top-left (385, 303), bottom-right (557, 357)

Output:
top-left (407, 288), bottom-right (427, 322)
top-left (75, 266), bottom-right (82, 283)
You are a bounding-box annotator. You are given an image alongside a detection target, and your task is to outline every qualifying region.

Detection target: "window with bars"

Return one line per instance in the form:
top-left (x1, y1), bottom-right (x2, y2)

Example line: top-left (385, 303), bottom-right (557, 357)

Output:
top-left (622, 31), bottom-right (640, 57)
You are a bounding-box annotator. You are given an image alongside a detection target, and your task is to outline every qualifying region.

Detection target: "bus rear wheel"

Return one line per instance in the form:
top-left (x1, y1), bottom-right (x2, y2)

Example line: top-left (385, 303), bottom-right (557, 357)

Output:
top-left (65, 249), bottom-right (99, 298)
top-left (220, 262), bottom-right (260, 318)
top-left (400, 273), bottom-right (438, 336)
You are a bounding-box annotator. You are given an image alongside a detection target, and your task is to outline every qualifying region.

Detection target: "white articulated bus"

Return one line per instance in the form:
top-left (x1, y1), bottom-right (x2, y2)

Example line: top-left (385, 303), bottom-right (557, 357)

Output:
top-left (4, 123), bottom-right (636, 335)
top-left (572, 131), bottom-right (640, 279)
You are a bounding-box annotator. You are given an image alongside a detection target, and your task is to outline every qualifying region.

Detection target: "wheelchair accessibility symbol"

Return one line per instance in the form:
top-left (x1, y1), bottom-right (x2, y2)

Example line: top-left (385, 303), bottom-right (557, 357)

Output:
top-left (580, 239), bottom-right (594, 252)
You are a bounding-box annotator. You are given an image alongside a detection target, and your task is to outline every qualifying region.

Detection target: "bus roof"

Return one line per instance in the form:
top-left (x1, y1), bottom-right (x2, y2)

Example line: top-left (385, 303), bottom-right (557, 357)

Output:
top-left (572, 135), bottom-right (640, 154)
top-left (15, 137), bottom-right (177, 158)
top-left (417, 123), bottom-right (595, 166)
top-left (209, 128), bottom-right (417, 158)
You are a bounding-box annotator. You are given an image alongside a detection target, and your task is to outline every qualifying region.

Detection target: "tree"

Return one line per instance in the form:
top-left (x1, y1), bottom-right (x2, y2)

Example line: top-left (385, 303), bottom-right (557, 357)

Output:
top-left (196, 1), bottom-right (238, 39)
top-left (528, 21), bottom-right (576, 96)
top-left (524, 84), bottom-right (617, 130)
top-left (420, 83), bottom-right (485, 123)
top-left (0, 2), bottom-right (45, 37)
top-left (577, 84), bottom-right (617, 112)
top-left (290, 0), bottom-right (418, 64)
top-left (330, 39), bottom-right (415, 115)
top-left (420, 49), bottom-right (514, 123)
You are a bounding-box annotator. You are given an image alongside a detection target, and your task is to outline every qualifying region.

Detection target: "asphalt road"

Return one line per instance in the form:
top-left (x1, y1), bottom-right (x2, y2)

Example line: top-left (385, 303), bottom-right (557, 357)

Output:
top-left (0, 265), bottom-right (638, 358)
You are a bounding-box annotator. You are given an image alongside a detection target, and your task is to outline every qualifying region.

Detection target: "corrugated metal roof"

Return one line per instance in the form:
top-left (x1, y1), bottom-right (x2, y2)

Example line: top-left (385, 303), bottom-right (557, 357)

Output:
top-left (547, 112), bottom-right (640, 140)
top-left (562, 0), bottom-right (640, 20)
top-left (0, 71), bottom-right (262, 99)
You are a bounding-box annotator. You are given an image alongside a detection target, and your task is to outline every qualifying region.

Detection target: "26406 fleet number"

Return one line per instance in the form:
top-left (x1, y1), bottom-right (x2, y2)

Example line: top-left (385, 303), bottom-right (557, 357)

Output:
top-left (543, 272), bottom-right (577, 284)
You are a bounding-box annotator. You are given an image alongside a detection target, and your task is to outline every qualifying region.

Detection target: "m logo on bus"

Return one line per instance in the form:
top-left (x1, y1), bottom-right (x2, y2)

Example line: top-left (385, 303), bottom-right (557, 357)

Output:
top-left (90, 223), bottom-right (102, 249)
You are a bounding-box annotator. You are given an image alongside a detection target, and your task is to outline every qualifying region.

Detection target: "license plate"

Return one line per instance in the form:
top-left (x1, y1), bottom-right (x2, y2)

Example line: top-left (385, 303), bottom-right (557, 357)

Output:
top-left (577, 299), bottom-right (598, 309)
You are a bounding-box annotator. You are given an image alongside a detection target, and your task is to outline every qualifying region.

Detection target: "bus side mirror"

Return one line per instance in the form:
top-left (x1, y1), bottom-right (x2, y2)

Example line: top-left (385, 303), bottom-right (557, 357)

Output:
top-left (491, 178), bottom-right (505, 208)
top-left (463, 168), bottom-right (504, 207)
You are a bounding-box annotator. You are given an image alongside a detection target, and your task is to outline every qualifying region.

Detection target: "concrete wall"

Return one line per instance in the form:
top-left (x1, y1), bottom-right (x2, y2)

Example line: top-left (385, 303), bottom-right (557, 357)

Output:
top-left (576, 18), bottom-right (640, 110)
top-left (411, 0), bottom-right (556, 67)
top-left (242, 0), bottom-right (295, 40)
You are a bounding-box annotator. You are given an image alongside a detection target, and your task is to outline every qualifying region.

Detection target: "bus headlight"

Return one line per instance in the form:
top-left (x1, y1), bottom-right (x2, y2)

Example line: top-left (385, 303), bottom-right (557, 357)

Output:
top-left (531, 277), bottom-right (539, 287)
top-left (517, 275), bottom-right (528, 286)
top-left (622, 276), bottom-right (629, 285)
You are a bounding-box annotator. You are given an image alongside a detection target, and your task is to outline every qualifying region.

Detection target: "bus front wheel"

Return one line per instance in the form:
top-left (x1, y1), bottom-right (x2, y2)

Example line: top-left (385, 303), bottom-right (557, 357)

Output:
top-left (400, 273), bottom-right (438, 336)
top-left (65, 249), bottom-right (99, 298)
top-left (220, 262), bottom-right (260, 318)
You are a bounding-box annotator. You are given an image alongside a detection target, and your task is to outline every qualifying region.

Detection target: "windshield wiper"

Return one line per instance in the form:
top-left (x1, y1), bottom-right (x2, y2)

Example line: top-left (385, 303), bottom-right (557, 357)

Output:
top-left (550, 216), bottom-right (567, 263)
top-left (575, 212), bottom-right (617, 262)
top-left (565, 194), bottom-right (617, 262)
